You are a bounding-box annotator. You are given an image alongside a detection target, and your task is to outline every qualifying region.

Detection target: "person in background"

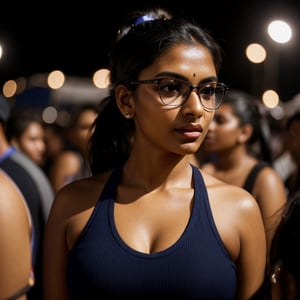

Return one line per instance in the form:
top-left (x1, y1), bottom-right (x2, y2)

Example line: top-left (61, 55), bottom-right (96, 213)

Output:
top-left (44, 7), bottom-right (266, 299)
top-left (47, 103), bottom-right (99, 193)
top-left (0, 168), bottom-right (35, 299)
top-left (250, 191), bottom-right (300, 300)
top-left (276, 111), bottom-right (300, 197)
top-left (269, 191), bottom-right (300, 299)
top-left (196, 89), bottom-right (287, 255)
top-left (0, 96), bottom-right (54, 300)
top-left (6, 107), bottom-right (46, 167)
top-left (43, 122), bottom-right (66, 177)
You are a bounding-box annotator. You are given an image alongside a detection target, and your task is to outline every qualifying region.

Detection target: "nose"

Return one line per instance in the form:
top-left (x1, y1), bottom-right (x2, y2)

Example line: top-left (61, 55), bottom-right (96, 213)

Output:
top-left (181, 89), bottom-right (205, 118)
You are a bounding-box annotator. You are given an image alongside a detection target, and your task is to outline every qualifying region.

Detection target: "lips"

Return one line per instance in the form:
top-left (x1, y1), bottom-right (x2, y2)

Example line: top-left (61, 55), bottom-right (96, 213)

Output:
top-left (175, 124), bottom-right (203, 139)
top-left (177, 124), bottom-right (203, 133)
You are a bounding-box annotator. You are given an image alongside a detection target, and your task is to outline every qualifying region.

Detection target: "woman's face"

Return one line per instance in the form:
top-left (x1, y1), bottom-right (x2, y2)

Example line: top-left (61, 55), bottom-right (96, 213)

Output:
top-left (128, 43), bottom-right (218, 156)
top-left (202, 103), bottom-right (243, 153)
top-left (13, 122), bottom-right (46, 166)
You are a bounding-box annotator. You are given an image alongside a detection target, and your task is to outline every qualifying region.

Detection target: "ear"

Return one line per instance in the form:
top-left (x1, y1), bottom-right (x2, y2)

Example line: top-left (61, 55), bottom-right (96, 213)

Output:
top-left (115, 84), bottom-right (135, 119)
top-left (238, 124), bottom-right (253, 144)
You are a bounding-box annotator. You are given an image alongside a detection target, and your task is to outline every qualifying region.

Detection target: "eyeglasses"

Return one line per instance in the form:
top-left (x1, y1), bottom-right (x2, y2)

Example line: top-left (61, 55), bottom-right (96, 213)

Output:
top-left (129, 78), bottom-right (229, 110)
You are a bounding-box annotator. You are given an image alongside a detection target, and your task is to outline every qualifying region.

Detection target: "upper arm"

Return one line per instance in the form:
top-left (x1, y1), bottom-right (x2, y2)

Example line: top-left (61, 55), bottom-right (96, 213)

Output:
top-left (0, 172), bottom-right (33, 299)
top-left (234, 190), bottom-right (267, 299)
top-left (208, 181), bottom-right (267, 300)
top-left (43, 188), bottom-right (72, 300)
top-left (253, 167), bottom-right (287, 250)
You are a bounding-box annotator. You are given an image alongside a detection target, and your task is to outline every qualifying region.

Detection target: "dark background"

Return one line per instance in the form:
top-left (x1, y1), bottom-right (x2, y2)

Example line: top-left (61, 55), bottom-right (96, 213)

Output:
top-left (1, 0), bottom-right (300, 102)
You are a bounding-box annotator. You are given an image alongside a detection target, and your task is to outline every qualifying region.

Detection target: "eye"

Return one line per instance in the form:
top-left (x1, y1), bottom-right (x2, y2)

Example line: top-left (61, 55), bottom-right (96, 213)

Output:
top-left (214, 114), bottom-right (227, 125)
top-left (159, 79), bottom-right (183, 97)
top-left (200, 85), bottom-right (215, 98)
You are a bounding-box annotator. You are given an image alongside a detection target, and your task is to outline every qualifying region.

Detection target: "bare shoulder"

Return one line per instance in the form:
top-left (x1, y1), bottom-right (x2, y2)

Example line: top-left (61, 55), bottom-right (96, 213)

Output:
top-left (255, 165), bottom-right (285, 186)
top-left (199, 169), bottom-right (265, 260)
top-left (46, 169), bottom-right (115, 250)
top-left (252, 164), bottom-right (287, 205)
top-left (201, 169), bottom-right (261, 218)
top-left (49, 169), bottom-right (114, 219)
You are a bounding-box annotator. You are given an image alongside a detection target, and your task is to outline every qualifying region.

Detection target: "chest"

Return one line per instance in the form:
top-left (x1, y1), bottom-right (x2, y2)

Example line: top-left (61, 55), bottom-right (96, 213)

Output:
top-left (114, 188), bottom-right (194, 254)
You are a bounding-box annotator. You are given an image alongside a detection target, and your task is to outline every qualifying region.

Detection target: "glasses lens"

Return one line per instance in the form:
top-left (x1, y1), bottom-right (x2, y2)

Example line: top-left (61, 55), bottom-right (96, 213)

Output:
top-left (158, 79), bottom-right (189, 106)
top-left (199, 83), bottom-right (225, 110)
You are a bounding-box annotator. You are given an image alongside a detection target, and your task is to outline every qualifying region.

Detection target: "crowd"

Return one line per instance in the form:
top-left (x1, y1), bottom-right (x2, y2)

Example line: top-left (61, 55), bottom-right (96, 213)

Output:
top-left (0, 5), bottom-right (300, 300)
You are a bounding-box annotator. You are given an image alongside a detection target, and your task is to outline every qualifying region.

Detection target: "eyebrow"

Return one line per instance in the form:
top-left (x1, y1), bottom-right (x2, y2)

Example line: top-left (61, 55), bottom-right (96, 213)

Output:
top-left (153, 72), bottom-right (218, 84)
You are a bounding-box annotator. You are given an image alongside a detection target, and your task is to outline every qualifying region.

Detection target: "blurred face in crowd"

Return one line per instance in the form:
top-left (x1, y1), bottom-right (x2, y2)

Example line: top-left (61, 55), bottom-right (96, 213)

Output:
top-left (286, 119), bottom-right (300, 165)
top-left (202, 103), bottom-right (247, 153)
top-left (11, 121), bottom-right (46, 166)
top-left (70, 108), bottom-right (98, 155)
top-left (44, 125), bottom-right (65, 161)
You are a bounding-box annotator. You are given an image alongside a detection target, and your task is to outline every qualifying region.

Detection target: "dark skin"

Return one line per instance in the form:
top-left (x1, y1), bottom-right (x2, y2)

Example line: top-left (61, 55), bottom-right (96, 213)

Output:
top-left (43, 43), bottom-right (266, 300)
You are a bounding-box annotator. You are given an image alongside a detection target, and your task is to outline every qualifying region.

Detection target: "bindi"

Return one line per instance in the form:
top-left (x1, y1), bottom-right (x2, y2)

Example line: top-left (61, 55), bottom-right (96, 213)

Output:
top-left (193, 73), bottom-right (196, 77)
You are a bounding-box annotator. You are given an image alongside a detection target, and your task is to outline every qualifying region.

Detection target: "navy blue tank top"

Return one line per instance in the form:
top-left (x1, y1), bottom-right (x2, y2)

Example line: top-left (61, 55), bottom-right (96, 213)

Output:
top-left (67, 164), bottom-right (237, 299)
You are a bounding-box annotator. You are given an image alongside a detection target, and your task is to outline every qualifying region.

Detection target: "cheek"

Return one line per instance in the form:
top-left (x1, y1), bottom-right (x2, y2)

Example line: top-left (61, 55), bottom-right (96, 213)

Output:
top-left (134, 88), bottom-right (165, 121)
top-left (216, 125), bottom-right (240, 142)
top-left (137, 108), bottom-right (173, 132)
top-left (203, 115), bottom-right (214, 134)
top-left (215, 119), bottom-right (238, 133)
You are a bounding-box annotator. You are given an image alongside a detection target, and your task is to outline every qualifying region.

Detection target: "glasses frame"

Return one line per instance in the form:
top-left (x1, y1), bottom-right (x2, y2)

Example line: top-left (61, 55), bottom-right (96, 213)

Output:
top-left (129, 78), bottom-right (229, 111)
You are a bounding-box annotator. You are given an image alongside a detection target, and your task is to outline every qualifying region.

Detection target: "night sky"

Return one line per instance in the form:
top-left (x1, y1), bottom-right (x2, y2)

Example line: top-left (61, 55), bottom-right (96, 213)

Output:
top-left (1, 0), bottom-right (300, 102)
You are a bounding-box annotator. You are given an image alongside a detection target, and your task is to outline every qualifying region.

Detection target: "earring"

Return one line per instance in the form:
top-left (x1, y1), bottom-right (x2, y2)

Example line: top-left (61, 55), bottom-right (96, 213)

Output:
top-left (124, 112), bottom-right (131, 118)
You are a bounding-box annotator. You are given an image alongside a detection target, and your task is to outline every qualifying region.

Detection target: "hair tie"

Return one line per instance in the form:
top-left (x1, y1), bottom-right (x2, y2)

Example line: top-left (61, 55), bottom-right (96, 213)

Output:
top-left (117, 14), bottom-right (155, 42)
top-left (134, 15), bottom-right (155, 26)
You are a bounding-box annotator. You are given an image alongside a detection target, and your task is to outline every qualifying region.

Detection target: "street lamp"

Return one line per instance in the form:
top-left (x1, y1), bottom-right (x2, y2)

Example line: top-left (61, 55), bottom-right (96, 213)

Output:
top-left (265, 19), bottom-right (292, 98)
top-left (246, 19), bottom-right (292, 107)
top-left (245, 43), bottom-right (266, 95)
top-left (268, 20), bottom-right (292, 44)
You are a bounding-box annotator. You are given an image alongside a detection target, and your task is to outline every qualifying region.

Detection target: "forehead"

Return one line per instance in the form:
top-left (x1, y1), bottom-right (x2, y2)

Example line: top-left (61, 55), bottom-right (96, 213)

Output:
top-left (142, 43), bottom-right (216, 80)
top-left (215, 103), bottom-right (234, 115)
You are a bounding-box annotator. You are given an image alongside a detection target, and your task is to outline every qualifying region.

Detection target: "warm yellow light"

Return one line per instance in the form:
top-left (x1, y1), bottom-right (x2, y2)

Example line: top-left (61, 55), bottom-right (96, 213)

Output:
top-left (262, 89), bottom-right (279, 109)
top-left (246, 43), bottom-right (267, 64)
top-left (47, 70), bottom-right (65, 89)
top-left (93, 69), bottom-right (110, 88)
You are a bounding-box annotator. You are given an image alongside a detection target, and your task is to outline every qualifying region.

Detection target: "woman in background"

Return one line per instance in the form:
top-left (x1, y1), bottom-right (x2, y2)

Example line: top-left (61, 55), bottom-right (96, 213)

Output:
top-left (6, 107), bottom-right (46, 167)
top-left (198, 89), bottom-right (287, 254)
top-left (48, 104), bottom-right (99, 192)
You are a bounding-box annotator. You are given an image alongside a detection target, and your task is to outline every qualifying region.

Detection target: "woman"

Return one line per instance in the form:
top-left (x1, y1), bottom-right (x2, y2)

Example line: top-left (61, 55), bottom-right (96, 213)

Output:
top-left (199, 90), bottom-right (287, 255)
top-left (6, 107), bottom-right (46, 167)
top-left (0, 169), bottom-right (34, 299)
top-left (47, 104), bottom-right (100, 192)
top-left (44, 7), bottom-right (266, 299)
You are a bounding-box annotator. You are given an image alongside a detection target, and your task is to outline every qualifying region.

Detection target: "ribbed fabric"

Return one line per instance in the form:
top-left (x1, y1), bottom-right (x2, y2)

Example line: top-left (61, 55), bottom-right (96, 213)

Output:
top-left (67, 164), bottom-right (236, 299)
